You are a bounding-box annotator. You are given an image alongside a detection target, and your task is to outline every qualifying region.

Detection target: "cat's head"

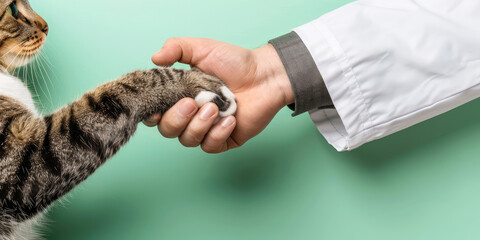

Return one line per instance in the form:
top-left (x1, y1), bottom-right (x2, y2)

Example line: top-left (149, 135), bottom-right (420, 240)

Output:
top-left (0, 0), bottom-right (47, 72)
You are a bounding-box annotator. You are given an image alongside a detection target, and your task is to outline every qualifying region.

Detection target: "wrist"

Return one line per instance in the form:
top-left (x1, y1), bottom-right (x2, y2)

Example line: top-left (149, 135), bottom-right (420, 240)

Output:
top-left (252, 44), bottom-right (295, 108)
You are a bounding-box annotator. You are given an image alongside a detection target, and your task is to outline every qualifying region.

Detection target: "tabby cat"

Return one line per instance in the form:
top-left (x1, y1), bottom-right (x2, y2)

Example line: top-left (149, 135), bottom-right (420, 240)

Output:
top-left (0, 0), bottom-right (236, 239)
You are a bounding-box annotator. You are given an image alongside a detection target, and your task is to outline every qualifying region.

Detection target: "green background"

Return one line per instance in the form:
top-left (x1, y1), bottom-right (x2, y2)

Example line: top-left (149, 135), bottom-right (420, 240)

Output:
top-left (25, 0), bottom-right (480, 239)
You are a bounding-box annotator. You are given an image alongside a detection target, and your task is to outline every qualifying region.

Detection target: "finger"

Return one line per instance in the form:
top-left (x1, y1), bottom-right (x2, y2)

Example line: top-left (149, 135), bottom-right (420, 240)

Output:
top-left (201, 116), bottom-right (236, 154)
top-left (152, 37), bottom-right (221, 66)
top-left (151, 37), bottom-right (194, 66)
top-left (143, 113), bottom-right (162, 127)
top-left (158, 98), bottom-right (198, 138)
top-left (178, 103), bottom-right (219, 147)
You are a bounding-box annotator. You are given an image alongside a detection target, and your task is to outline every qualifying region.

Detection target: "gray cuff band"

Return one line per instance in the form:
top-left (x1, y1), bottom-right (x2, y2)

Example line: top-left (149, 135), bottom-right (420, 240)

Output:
top-left (269, 31), bottom-right (333, 116)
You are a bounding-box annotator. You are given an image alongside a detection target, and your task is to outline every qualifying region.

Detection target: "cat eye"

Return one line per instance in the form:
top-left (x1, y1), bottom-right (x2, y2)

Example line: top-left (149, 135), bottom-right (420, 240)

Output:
top-left (6, 2), bottom-right (19, 19)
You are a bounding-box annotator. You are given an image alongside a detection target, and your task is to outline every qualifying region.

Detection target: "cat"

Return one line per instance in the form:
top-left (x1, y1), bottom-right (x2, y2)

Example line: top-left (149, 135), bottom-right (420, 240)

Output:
top-left (0, 0), bottom-right (236, 239)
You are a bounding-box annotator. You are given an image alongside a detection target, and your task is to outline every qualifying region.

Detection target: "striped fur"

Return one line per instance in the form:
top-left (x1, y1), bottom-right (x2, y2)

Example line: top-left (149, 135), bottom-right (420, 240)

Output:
top-left (0, 67), bottom-right (236, 239)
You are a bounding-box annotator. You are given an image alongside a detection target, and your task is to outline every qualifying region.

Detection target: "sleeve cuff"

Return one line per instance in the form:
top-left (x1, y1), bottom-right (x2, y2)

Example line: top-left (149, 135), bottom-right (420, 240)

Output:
top-left (269, 31), bottom-right (333, 116)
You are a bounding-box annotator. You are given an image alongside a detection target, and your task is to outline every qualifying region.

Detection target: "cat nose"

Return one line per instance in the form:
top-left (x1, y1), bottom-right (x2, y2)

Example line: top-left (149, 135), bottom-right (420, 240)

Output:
top-left (41, 24), bottom-right (49, 35)
top-left (34, 17), bottom-right (48, 35)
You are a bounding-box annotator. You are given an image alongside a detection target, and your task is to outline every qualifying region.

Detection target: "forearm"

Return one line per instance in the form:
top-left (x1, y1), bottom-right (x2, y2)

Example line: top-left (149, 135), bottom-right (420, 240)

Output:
top-left (0, 68), bottom-right (206, 221)
top-left (0, 70), bottom-right (163, 221)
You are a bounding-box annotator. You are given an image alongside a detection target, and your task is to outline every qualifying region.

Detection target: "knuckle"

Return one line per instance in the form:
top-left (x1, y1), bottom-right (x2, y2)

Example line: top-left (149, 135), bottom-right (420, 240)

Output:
top-left (188, 130), bottom-right (204, 144)
top-left (209, 132), bottom-right (225, 143)
top-left (164, 37), bottom-right (179, 46)
top-left (159, 129), bottom-right (177, 138)
top-left (179, 134), bottom-right (201, 148)
top-left (186, 127), bottom-right (204, 140)
top-left (163, 119), bottom-right (183, 132)
top-left (164, 37), bottom-right (186, 48)
top-left (159, 122), bottom-right (182, 138)
top-left (201, 144), bottom-right (221, 154)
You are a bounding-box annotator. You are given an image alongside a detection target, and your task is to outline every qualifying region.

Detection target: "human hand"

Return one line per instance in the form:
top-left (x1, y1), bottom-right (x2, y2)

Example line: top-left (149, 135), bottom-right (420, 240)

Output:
top-left (145, 38), bottom-right (294, 153)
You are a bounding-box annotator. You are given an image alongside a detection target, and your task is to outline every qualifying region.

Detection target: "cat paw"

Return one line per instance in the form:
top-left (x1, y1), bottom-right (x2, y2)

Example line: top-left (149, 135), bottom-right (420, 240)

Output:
top-left (195, 86), bottom-right (237, 117)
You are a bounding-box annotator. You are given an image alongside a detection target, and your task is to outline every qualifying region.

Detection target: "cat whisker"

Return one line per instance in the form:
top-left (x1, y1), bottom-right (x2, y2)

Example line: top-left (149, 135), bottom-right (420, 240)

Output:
top-left (5, 46), bottom-right (25, 71)
top-left (35, 50), bottom-right (58, 107)
top-left (21, 52), bottom-right (30, 97)
top-left (34, 53), bottom-right (54, 108)
top-left (40, 49), bottom-right (56, 69)
top-left (16, 54), bottom-right (27, 78)
top-left (0, 41), bottom-right (26, 59)
top-left (38, 50), bottom-right (56, 88)
top-left (12, 54), bottom-right (22, 77)
top-left (29, 55), bottom-right (47, 110)
top-left (12, 55), bottom-right (22, 77)
top-left (38, 49), bottom-right (59, 83)
top-left (27, 56), bottom-right (38, 102)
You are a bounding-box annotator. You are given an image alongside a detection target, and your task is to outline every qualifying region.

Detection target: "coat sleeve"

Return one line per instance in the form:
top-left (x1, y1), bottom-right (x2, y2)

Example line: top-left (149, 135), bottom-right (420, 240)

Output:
top-left (293, 0), bottom-right (480, 151)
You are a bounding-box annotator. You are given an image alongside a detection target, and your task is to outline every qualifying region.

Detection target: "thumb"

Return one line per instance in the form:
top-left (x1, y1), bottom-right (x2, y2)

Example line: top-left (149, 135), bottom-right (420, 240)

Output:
top-left (152, 37), bottom-right (200, 66)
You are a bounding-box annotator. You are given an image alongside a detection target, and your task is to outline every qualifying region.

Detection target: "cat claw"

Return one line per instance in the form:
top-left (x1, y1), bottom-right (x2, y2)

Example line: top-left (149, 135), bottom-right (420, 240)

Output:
top-left (218, 86), bottom-right (237, 117)
top-left (194, 86), bottom-right (237, 118)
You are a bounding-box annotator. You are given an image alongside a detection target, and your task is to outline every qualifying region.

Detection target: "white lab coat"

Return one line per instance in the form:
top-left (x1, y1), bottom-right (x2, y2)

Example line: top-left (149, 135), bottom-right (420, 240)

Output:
top-left (294, 0), bottom-right (480, 151)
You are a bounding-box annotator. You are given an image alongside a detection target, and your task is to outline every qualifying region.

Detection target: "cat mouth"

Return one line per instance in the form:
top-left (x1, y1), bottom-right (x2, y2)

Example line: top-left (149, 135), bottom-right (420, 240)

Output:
top-left (1, 37), bottom-right (46, 70)
top-left (19, 37), bottom-right (46, 57)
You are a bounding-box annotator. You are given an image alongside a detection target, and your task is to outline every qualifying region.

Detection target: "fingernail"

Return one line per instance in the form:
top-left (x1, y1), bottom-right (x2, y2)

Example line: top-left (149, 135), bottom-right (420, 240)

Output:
top-left (199, 104), bottom-right (216, 120)
top-left (221, 116), bottom-right (235, 128)
top-left (177, 101), bottom-right (196, 117)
